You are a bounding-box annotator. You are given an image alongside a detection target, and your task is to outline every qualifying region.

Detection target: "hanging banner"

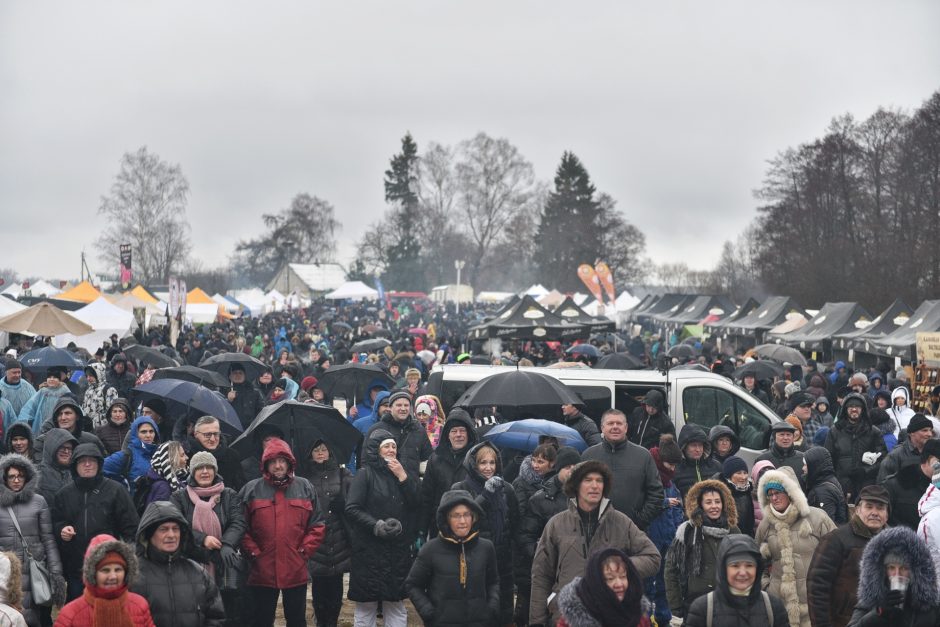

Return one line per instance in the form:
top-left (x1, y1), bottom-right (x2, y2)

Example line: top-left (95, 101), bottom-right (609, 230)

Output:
top-left (178, 279), bottom-right (187, 321)
top-left (577, 264), bottom-right (605, 304)
top-left (119, 244), bottom-right (132, 290)
top-left (594, 261), bottom-right (616, 304)
top-left (168, 277), bottom-right (179, 317)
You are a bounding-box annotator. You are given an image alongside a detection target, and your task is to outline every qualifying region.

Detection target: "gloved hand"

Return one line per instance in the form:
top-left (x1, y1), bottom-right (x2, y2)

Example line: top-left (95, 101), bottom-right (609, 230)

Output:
top-left (484, 476), bottom-right (505, 493)
top-left (862, 451), bottom-right (882, 466)
top-left (670, 616), bottom-right (685, 627)
top-left (220, 545), bottom-right (240, 569)
top-left (884, 589), bottom-right (904, 608)
top-left (384, 518), bottom-right (403, 536)
top-left (374, 520), bottom-right (390, 537)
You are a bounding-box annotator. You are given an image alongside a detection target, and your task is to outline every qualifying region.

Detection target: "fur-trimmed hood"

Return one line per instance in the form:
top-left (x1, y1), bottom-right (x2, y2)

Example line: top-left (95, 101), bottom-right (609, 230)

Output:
top-left (0, 551), bottom-right (23, 608)
top-left (857, 526), bottom-right (940, 611)
top-left (557, 575), bottom-right (652, 627)
top-left (684, 479), bottom-right (739, 528)
top-left (82, 533), bottom-right (139, 587)
top-left (0, 454), bottom-right (38, 506)
top-left (757, 468), bottom-right (810, 517)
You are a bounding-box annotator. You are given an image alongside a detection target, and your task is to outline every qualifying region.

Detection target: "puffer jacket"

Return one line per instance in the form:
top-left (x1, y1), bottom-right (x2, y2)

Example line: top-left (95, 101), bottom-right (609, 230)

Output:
top-left (93, 397), bottom-right (133, 455)
top-left (103, 416), bottom-right (159, 493)
top-left (918, 483), bottom-right (940, 590)
top-left (708, 424), bottom-right (741, 465)
top-left (365, 411), bottom-right (433, 479)
top-left (684, 534), bottom-right (789, 627)
top-left (79, 362), bottom-right (118, 430)
top-left (298, 452), bottom-right (353, 577)
top-left (562, 409), bottom-right (602, 447)
top-left (238, 438), bottom-right (325, 589)
top-left (664, 479), bottom-right (741, 617)
top-left (887, 386), bottom-right (916, 432)
top-left (518, 473), bottom-right (569, 560)
top-left (628, 389), bottom-right (675, 450)
top-left (824, 393), bottom-right (886, 500)
top-left (131, 501), bottom-right (225, 627)
top-left (673, 424), bottom-right (722, 500)
top-left (557, 577), bottom-right (653, 627)
top-left (529, 498), bottom-right (661, 626)
top-left (170, 475), bottom-right (246, 586)
top-left (420, 410), bottom-right (478, 536)
top-left (756, 468), bottom-right (837, 627)
top-left (883, 460), bottom-right (930, 530)
top-left (37, 428), bottom-right (78, 507)
top-left (807, 514), bottom-right (881, 627)
top-left (804, 446), bottom-right (848, 525)
top-left (0, 454), bottom-right (65, 624)
top-left (877, 439), bottom-right (924, 483)
top-left (345, 428), bottom-right (421, 602)
top-left (580, 438), bottom-right (664, 529)
top-left (405, 490), bottom-right (500, 627)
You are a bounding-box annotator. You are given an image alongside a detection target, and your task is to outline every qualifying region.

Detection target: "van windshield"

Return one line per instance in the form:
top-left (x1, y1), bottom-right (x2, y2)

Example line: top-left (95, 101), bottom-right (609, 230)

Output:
top-left (682, 386), bottom-right (771, 450)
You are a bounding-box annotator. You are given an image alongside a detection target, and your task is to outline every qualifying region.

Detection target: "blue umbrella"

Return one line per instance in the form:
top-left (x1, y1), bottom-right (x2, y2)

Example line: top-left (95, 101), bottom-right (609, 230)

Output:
top-left (133, 379), bottom-right (242, 435)
top-left (18, 346), bottom-right (85, 372)
top-left (483, 418), bottom-right (588, 453)
top-left (566, 344), bottom-right (600, 358)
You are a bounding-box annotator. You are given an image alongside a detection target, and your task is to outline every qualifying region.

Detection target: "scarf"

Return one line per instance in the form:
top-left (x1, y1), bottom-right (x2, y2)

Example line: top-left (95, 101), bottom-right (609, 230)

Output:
top-left (151, 443), bottom-right (186, 491)
top-left (766, 503), bottom-right (803, 627)
top-left (650, 447), bottom-right (675, 487)
top-left (688, 509), bottom-right (731, 578)
top-left (84, 584), bottom-right (134, 627)
top-left (577, 548), bottom-right (644, 627)
top-left (187, 483), bottom-right (224, 576)
top-left (466, 472), bottom-right (508, 544)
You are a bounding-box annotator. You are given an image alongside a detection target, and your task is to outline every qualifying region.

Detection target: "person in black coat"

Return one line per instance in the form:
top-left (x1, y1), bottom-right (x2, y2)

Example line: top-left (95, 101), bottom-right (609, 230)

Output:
top-left (673, 424), bottom-right (722, 500)
top-left (803, 446), bottom-right (848, 525)
top-left (225, 364), bottom-right (265, 430)
top-left (298, 438), bottom-right (353, 627)
top-left (755, 420), bottom-right (805, 478)
top-left (628, 389), bottom-right (675, 450)
top-left (345, 429), bottom-right (420, 627)
top-left (881, 444), bottom-right (934, 530)
top-left (518, 450), bottom-right (581, 560)
top-left (365, 391), bottom-right (433, 479)
top-left (718, 456), bottom-right (756, 537)
top-left (52, 442), bottom-right (139, 601)
top-left (561, 404), bottom-right (602, 447)
top-left (406, 489), bottom-right (500, 627)
top-left (188, 416), bottom-right (247, 491)
top-left (824, 393), bottom-right (887, 502)
top-left (420, 409), bottom-right (478, 538)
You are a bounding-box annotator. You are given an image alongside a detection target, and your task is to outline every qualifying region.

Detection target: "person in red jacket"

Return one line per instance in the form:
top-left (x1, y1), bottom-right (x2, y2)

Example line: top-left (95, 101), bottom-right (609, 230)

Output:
top-left (238, 439), bottom-right (325, 627)
top-left (55, 533), bottom-right (154, 627)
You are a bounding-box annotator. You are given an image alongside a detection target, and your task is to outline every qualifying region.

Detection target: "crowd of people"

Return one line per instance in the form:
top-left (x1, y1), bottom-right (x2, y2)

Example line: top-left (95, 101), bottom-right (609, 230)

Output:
top-left (0, 297), bottom-right (937, 626)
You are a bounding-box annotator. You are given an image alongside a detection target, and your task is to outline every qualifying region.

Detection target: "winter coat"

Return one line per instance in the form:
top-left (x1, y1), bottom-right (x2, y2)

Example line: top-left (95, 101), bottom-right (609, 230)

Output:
top-left (804, 446), bottom-right (848, 525)
top-left (684, 534), bottom-right (790, 627)
top-left (807, 515), bottom-right (881, 627)
top-left (170, 476), bottom-right (246, 586)
top-left (882, 461), bottom-right (930, 530)
top-left (848, 526), bottom-right (940, 626)
top-left (673, 424), bottom-right (723, 500)
top-left (750, 460), bottom-right (775, 528)
top-left (228, 380), bottom-right (264, 430)
top-left (34, 398), bottom-right (106, 461)
top-left (628, 391), bottom-right (675, 450)
top-left (519, 473), bottom-right (570, 561)
top-left (131, 501), bottom-right (225, 627)
top-left (103, 416), bottom-right (159, 493)
top-left (352, 379), bottom-right (390, 424)
top-left (562, 410), bottom-right (602, 447)
top-left (79, 363), bottom-right (118, 430)
top-left (0, 454), bottom-right (64, 625)
top-left (37, 428), bottom-right (78, 508)
top-left (580, 438), bottom-right (664, 529)
top-left (756, 468), bottom-right (837, 627)
top-left (420, 411), bottom-right (478, 536)
top-left (405, 490), bottom-right (500, 627)
top-left (511, 455), bottom-right (543, 523)
top-left (0, 375), bottom-right (36, 417)
top-left (54, 534), bottom-right (155, 627)
top-left (298, 455), bottom-right (352, 577)
top-left (876, 439), bottom-right (924, 483)
top-left (52, 444), bottom-right (139, 581)
top-left (19, 385), bottom-right (72, 435)
top-left (719, 476), bottom-right (756, 536)
top-left (238, 438), bottom-right (324, 589)
top-left (93, 397), bottom-right (132, 455)
top-left (756, 442), bottom-right (806, 477)
top-left (366, 411), bottom-right (433, 479)
top-left (664, 480), bottom-right (741, 617)
top-left (529, 498), bottom-right (661, 626)
top-left (709, 424), bottom-right (741, 466)
top-left (106, 358), bottom-right (136, 401)
top-left (345, 428), bottom-right (421, 602)
top-left (824, 394), bottom-right (886, 500)
top-left (918, 483), bottom-right (940, 590)
top-left (557, 578), bottom-right (653, 627)
top-left (887, 386), bottom-right (916, 432)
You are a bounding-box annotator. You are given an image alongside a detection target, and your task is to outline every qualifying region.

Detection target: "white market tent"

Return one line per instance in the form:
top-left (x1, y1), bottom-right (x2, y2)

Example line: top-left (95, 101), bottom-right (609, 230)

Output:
top-left (524, 284), bottom-right (549, 298)
top-left (112, 293), bottom-right (166, 328)
top-left (186, 304), bottom-right (222, 325)
top-left (0, 296), bottom-right (28, 348)
top-left (476, 291), bottom-right (514, 303)
top-left (2, 279), bottom-right (62, 298)
top-left (227, 289), bottom-right (267, 317)
top-left (213, 293), bottom-right (242, 314)
top-left (325, 281), bottom-right (379, 301)
top-left (53, 297), bottom-right (135, 352)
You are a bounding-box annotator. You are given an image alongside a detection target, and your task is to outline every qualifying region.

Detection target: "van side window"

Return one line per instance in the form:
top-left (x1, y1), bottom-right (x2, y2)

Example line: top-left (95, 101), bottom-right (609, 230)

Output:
top-left (568, 385), bottom-right (615, 425)
top-left (682, 387), bottom-right (771, 450)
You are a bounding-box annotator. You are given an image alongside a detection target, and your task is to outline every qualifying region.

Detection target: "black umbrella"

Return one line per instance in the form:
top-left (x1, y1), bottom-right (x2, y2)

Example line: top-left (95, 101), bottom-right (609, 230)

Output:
top-left (469, 355), bottom-right (491, 365)
top-left (133, 379), bottom-right (242, 435)
top-left (594, 352), bottom-right (644, 370)
top-left (665, 344), bottom-right (698, 359)
top-left (152, 366), bottom-right (231, 390)
top-left (753, 344), bottom-right (808, 366)
top-left (350, 338), bottom-right (392, 353)
top-left (230, 399), bottom-right (362, 463)
top-left (733, 360), bottom-right (784, 381)
top-left (316, 363), bottom-right (396, 404)
top-left (200, 353), bottom-right (268, 379)
top-left (456, 370), bottom-right (583, 411)
top-left (123, 344), bottom-right (179, 368)
top-left (670, 363), bottom-right (710, 372)
top-left (18, 346), bottom-right (85, 372)
top-left (371, 327), bottom-right (392, 338)
top-left (331, 322), bottom-right (353, 334)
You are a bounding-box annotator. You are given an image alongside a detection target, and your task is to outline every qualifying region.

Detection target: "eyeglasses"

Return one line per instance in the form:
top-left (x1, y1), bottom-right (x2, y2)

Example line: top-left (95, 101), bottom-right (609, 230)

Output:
top-left (4, 474), bottom-right (24, 482)
top-left (448, 512), bottom-right (474, 520)
top-left (195, 431), bottom-right (221, 440)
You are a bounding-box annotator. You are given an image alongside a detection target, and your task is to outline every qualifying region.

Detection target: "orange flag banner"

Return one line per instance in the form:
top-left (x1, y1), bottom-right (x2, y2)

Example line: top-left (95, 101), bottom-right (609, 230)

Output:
top-left (577, 264), bottom-right (605, 304)
top-left (594, 261), bottom-right (616, 304)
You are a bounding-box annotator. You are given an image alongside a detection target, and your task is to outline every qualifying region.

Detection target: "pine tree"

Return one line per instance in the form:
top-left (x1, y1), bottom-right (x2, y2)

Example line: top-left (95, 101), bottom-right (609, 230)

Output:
top-left (533, 152), bottom-right (604, 291)
top-left (382, 133), bottom-right (424, 290)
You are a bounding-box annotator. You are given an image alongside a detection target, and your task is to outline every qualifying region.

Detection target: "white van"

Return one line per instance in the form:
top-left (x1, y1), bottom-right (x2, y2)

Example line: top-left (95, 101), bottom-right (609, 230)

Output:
top-left (425, 364), bottom-right (780, 464)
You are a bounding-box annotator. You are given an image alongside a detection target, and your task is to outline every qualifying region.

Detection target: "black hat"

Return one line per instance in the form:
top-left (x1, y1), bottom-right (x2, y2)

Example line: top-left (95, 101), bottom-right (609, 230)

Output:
top-left (3, 358), bottom-right (22, 370)
top-left (921, 439), bottom-right (940, 462)
top-left (142, 399), bottom-right (167, 417)
top-left (787, 391), bottom-right (815, 411)
top-left (908, 414), bottom-right (934, 434)
top-left (553, 446), bottom-right (581, 470)
top-left (844, 396), bottom-right (866, 408)
top-left (770, 420), bottom-right (797, 434)
top-left (856, 484), bottom-right (891, 507)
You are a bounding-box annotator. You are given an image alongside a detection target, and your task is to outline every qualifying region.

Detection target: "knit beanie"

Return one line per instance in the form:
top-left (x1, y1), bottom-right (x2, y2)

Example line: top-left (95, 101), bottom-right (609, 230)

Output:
top-left (300, 376), bottom-right (318, 392)
top-left (405, 368), bottom-right (421, 379)
top-left (785, 416), bottom-right (804, 436)
top-left (657, 434), bottom-right (683, 464)
top-left (553, 446), bottom-right (582, 470)
top-left (189, 451), bottom-right (218, 474)
top-left (722, 456), bottom-right (749, 479)
top-left (387, 391), bottom-right (412, 407)
top-left (784, 381), bottom-right (802, 398)
top-left (97, 551), bottom-right (127, 571)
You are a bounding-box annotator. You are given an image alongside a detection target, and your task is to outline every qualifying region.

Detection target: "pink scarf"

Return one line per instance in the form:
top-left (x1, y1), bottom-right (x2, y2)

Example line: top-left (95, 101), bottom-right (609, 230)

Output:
top-left (187, 483), bottom-right (224, 576)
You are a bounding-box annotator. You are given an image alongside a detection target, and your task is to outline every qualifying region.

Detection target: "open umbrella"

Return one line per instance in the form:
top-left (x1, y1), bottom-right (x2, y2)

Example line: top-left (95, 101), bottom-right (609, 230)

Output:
top-left (18, 346), bottom-right (85, 372)
top-left (152, 366), bottom-right (230, 390)
top-left (200, 352), bottom-right (268, 379)
top-left (133, 379), bottom-right (242, 435)
top-left (483, 419), bottom-right (588, 453)
top-left (350, 338), bottom-right (391, 353)
top-left (0, 301), bottom-right (94, 336)
top-left (371, 327), bottom-right (392, 338)
top-left (407, 327), bottom-right (428, 336)
top-left (670, 363), bottom-right (710, 372)
top-left (665, 344), bottom-right (698, 359)
top-left (733, 360), bottom-right (784, 381)
top-left (469, 355), bottom-right (491, 365)
top-left (123, 344), bottom-right (179, 369)
top-left (316, 363), bottom-right (396, 404)
top-left (331, 322), bottom-right (353, 334)
top-left (230, 399), bottom-right (362, 462)
top-left (753, 343), bottom-right (808, 366)
top-left (594, 352), bottom-right (644, 370)
top-left (456, 371), bottom-right (583, 411)
top-left (566, 344), bottom-right (599, 358)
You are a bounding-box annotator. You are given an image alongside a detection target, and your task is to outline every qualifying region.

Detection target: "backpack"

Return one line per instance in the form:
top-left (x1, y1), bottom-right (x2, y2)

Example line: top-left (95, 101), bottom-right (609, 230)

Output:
top-left (132, 474), bottom-right (156, 515)
top-left (705, 590), bottom-right (773, 627)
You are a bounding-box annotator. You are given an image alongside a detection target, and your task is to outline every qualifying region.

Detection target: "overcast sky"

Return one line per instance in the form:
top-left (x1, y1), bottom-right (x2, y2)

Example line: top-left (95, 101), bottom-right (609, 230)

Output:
top-left (2, 1), bottom-right (938, 286)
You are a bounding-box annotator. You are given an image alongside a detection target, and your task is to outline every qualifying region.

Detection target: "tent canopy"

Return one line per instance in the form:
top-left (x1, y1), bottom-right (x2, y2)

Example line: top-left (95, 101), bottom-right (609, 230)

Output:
top-left (54, 297), bottom-right (136, 352)
top-left (661, 295), bottom-right (736, 325)
top-left (126, 285), bottom-right (160, 304)
top-left (704, 297), bottom-right (760, 332)
top-left (187, 287), bottom-right (216, 304)
top-left (56, 281), bottom-right (101, 303)
top-left (468, 294), bottom-right (588, 341)
top-left (724, 296), bottom-right (807, 335)
top-left (867, 300), bottom-right (940, 360)
top-left (325, 281), bottom-right (379, 300)
top-left (635, 293), bottom-right (692, 323)
top-left (769, 302), bottom-right (872, 351)
top-left (834, 298), bottom-right (913, 351)
top-left (552, 296), bottom-right (615, 332)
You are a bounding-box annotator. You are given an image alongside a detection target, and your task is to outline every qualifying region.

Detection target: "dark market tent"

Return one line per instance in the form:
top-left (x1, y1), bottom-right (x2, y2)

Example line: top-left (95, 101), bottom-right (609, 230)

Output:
top-left (723, 296), bottom-right (808, 341)
top-left (834, 298), bottom-right (913, 351)
top-left (769, 302), bottom-right (872, 353)
top-left (661, 295), bottom-right (736, 326)
top-left (867, 300), bottom-right (940, 361)
top-left (624, 294), bottom-right (660, 322)
top-left (704, 297), bottom-right (760, 334)
top-left (637, 293), bottom-right (694, 324)
top-left (467, 295), bottom-right (588, 341)
top-left (552, 296), bottom-right (616, 333)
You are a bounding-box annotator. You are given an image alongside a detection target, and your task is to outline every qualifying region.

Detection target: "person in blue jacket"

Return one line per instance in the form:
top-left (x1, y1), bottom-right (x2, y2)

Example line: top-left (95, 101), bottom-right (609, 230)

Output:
top-left (645, 434), bottom-right (685, 626)
top-left (349, 379), bottom-right (390, 423)
top-left (102, 415), bottom-right (159, 493)
top-left (350, 390), bottom-right (391, 473)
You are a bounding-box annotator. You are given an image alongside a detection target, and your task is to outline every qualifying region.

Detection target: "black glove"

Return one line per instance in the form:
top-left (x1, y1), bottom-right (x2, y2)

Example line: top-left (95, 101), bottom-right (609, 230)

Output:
top-left (884, 588), bottom-right (905, 608)
top-left (220, 545), bottom-right (239, 569)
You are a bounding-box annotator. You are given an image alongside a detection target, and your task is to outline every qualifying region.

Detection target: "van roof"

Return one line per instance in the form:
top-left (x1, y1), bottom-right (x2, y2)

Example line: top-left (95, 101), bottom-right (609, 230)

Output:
top-left (431, 363), bottom-right (730, 384)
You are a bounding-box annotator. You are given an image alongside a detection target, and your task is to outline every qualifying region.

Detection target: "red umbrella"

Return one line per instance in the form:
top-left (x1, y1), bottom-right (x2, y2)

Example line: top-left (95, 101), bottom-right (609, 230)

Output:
top-left (407, 327), bottom-right (428, 336)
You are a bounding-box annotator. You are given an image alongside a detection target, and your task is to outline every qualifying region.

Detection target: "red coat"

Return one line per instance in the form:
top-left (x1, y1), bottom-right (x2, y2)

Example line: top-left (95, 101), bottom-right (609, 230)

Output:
top-left (239, 439), bottom-right (326, 589)
top-left (54, 588), bottom-right (154, 627)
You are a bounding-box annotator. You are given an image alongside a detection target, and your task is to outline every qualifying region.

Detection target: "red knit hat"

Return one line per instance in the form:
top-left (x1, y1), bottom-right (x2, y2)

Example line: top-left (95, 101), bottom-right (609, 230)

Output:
top-left (300, 376), bottom-right (318, 392)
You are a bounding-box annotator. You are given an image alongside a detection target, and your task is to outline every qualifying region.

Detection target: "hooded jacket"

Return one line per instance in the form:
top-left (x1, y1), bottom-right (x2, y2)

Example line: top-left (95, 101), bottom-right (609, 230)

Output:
top-left (756, 468), bottom-right (837, 627)
top-left (405, 490), bottom-right (500, 627)
top-left (4, 422), bottom-right (34, 464)
top-left (297, 442), bottom-right (353, 578)
top-left (825, 392), bottom-right (887, 500)
top-left (238, 438), bottom-right (324, 589)
top-left (628, 389), bottom-right (675, 450)
top-left (34, 397), bottom-right (106, 461)
top-left (37, 427), bottom-right (78, 507)
top-left (103, 416), bottom-right (159, 493)
top-left (345, 428), bottom-right (421, 602)
top-left (804, 446), bottom-right (848, 524)
top-left (882, 460), bottom-right (930, 530)
top-left (365, 406), bottom-right (433, 479)
top-left (93, 397), bottom-right (133, 455)
top-left (19, 382), bottom-right (72, 436)
top-left (131, 502), bottom-right (225, 627)
top-left (106, 354), bottom-right (136, 400)
top-left (848, 526), bottom-right (940, 626)
top-left (708, 424), bottom-right (740, 465)
top-left (353, 378), bottom-right (390, 423)
top-left (581, 436), bottom-right (665, 529)
top-left (684, 534), bottom-right (789, 627)
top-left (80, 362), bottom-right (118, 430)
top-left (421, 409), bottom-right (478, 536)
top-left (887, 386), bottom-right (916, 432)
top-left (673, 424), bottom-right (723, 500)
